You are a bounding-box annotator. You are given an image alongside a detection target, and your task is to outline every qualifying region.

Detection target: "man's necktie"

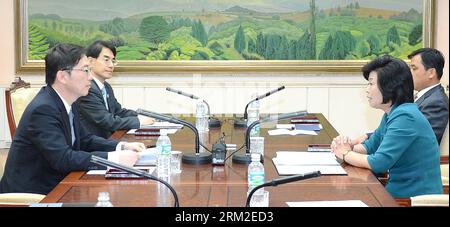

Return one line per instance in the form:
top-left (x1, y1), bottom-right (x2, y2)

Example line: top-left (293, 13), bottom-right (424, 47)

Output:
top-left (101, 87), bottom-right (109, 110)
top-left (69, 109), bottom-right (75, 146)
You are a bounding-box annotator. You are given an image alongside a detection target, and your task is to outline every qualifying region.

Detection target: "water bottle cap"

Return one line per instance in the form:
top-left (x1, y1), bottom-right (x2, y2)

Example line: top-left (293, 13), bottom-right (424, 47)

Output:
top-left (196, 101), bottom-right (207, 115)
top-left (159, 129), bottom-right (168, 136)
top-left (251, 153), bottom-right (261, 161)
top-left (98, 192), bottom-right (110, 200)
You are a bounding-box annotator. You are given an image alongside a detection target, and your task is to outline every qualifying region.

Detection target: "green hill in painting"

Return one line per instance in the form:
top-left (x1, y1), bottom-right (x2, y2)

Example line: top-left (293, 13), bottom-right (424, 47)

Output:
top-left (28, 6), bottom-right (423, 61)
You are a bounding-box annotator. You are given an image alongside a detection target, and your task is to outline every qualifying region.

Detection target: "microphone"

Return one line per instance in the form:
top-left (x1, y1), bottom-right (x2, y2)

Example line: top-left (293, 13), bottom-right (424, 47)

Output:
top-left (234, 86), bottom-right (286, 128)
top-left (232, 110), bottom-right (308, 164)
top-left (90, 155), bottom-right (180, 207)
top-left (166, 87), bottom-right (199, 100)
top-left (246, 171), bottom-right (321, 207)
top-left (136, 109), bottom-right (212, 164)
top-left (166, 87), bottom-right (221, 128)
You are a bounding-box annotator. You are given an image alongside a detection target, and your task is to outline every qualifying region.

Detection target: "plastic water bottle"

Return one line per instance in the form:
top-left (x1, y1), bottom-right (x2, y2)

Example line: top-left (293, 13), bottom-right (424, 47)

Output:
top-left (247, 96), bottom-right (260, 136)
top-left (157, 129), bottom-right (171, 178)
top-left (95, 192), bottom-right (113, 207)
top-left (248, 153), bottom-right (265, 195)
top-left (195, 100), bottom-right (209, 133)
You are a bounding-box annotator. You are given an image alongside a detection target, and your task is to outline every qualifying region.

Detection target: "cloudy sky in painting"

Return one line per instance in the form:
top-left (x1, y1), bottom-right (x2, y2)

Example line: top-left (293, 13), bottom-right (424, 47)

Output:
top-left (29, 0), bottom-right (424, 21)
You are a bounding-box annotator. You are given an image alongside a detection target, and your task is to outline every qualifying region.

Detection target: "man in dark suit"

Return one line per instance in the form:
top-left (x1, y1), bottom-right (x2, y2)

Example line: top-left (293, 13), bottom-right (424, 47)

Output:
top-left (408, 48), bottom-right (448, 144)
top-left (352, 48), bottom-right (448, 145)
top-left (75, 40), bottom-right (154, 139)
top-left (0, 44), bottom-right (144, 195)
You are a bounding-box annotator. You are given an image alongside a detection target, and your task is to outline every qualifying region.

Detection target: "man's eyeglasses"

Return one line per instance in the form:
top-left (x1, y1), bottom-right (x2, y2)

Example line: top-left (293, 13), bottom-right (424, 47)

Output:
top-left (62, 66), bottom-right (92, 74)
top-left (99, 57), bottom-right (118, 66)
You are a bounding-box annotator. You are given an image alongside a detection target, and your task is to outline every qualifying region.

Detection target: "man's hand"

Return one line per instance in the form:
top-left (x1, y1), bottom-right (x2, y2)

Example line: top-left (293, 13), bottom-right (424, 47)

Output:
top-left (138, 115), bottom-right (156, 125)
top-left (109, 150), bottom-right (139, 167)
top-left (123, 142), bottom-right (146, 152)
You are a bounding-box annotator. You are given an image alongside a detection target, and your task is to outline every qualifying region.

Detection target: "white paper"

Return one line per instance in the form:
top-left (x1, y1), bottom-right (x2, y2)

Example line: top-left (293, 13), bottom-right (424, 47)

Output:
top-left (86, 166), bottom-right (156, 175)
top-left (86, 170), bottom-right (107, 175)
top-left (287, 200), bottom-right (368, 207)
top-left (274, 165), bottom-right (347, 175)
top-left (268, 129), bottom-right (318, 136)
top-left (140, 148), bottom-right (158, 155)
top-left (276, 124), bottom-right (296, 129)
top-left (140, 121), bottom-right (183, 129)
top-left (276, 124), bottom-right (323, 130)
top-left (272, 151), bottom-right (347, 175)
top-left (127, 128), bottom-right (178, 135)
top-left (274, 152), bottom-right (339, 165)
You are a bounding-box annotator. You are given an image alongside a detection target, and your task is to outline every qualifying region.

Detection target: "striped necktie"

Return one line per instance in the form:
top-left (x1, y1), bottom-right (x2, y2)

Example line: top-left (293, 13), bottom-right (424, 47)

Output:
top-left (69, 109), bottom-right (75, 146)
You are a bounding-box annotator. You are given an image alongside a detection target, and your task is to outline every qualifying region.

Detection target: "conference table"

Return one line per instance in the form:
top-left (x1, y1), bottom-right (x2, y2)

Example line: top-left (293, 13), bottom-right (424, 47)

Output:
top-left (40, 114), bottom-right (398, 207)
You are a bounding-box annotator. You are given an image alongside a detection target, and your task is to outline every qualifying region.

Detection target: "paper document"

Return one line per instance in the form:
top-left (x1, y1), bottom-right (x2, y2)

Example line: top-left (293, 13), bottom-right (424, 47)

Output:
top-left (127, 128), bottom-right (178, 135)
top-left (272, 151), bottom-right (346, 175)
top-left (86, 170), bottom-right (107, 175)
top-left (135, 148), bottom-right (158, 166)
top-left (273, 152), bottom-right (340, 165)
top-left (275, 165), bottom-right (347, 175)
top-left (287, 200), bottom-right (368, 207)
top-left (86, 166), bottom-right (156, 176)
top-left (268, 129), bottom-right (318, 136)
top-left (140, 121), bottom-right (183, 129)
top-left (276, 124), bottom-right (322, 131)
top-left (86, 150), bottom-right (158, 175)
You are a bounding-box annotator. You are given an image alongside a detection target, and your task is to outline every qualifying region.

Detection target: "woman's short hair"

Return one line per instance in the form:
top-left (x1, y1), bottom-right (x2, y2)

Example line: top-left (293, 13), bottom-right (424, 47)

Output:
top-left (362, 55), bottom-right (414, 106)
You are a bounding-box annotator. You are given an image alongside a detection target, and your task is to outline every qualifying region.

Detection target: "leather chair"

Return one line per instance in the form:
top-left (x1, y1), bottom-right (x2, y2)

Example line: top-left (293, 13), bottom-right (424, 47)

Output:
top-left (441, 126), bottom-right (449, 194)
top-left (5, 77), bottom-right (39, 138)
top-left (0, 193), bottom-right (45, 207)
top-left (410, 194), bottom-right (449, 207)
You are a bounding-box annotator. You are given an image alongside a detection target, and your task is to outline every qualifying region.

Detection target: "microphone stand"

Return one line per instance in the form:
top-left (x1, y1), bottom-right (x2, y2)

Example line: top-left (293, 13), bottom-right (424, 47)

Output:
top-left (246, 171), bottom-right (321, 207)
top-left (234, 86), bottom-right (285, 128)
top-left (202, 100), bottom-right (221, 128)
top-left (91, 155), bottom-right (180, 207)
top-left (232, 110), bottom-right (308, 164)
top-left (136, 109), bottom-right (212, 164)
top-left (166, 87), bottom-right (221, 128)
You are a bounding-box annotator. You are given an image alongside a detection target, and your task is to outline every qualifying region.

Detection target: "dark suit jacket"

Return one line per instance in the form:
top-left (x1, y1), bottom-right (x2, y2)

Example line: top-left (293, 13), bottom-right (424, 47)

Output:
top-left (76, 81), bottom-right (139, 139)
top-left (415, 85), bottom-right (449, 144)
top-left (0, 86), bottom-right (118, 195)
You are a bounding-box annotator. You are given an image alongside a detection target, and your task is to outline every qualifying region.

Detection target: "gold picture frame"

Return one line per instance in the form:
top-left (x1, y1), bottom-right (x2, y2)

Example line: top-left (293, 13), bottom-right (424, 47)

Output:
top-left (15, 0), bottom-right (435, 74)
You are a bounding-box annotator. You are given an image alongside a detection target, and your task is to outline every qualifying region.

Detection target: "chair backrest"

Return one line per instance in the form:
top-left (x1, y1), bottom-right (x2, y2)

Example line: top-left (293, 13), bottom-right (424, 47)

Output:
top-left (441, 124), bottom-right (449, 158)
top-left (440, 86), bottom-right (449, 163)
top-left (410, 194), bottom-right (449, 207)
top-left (441, 164), bottom-right (449, 194)
top-left (5, 77), bottom-right (39, 138)
top-left (0, 193), bottom-right (45, 207)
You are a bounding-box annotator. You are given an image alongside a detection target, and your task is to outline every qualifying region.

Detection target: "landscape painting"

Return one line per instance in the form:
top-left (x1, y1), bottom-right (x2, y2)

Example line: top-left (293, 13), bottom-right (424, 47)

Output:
top-left (17, 0), bottom-right (433, 72)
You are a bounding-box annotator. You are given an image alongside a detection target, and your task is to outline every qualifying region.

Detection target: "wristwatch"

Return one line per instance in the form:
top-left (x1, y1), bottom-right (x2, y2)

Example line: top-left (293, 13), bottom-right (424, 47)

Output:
top-left (342, 150), bottom-right (351, 163)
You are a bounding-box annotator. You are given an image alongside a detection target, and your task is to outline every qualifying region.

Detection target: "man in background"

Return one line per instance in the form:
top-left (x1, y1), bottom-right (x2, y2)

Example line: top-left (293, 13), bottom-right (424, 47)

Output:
top-left (408, 48), bottom-right (448, 144)
top-left (76, 40), bottom-right (154, 139)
